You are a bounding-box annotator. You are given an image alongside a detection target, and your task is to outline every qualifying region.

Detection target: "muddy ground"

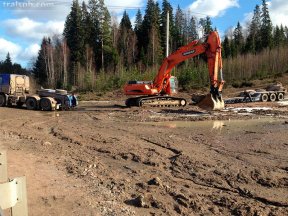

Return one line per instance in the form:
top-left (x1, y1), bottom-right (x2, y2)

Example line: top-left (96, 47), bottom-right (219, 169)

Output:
top-left (1, 94), bottom-right (288, 216)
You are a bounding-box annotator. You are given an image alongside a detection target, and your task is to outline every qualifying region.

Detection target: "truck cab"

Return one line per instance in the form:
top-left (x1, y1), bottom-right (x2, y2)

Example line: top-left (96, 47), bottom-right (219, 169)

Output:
top-left (0, 74), bottom-right (29, 107)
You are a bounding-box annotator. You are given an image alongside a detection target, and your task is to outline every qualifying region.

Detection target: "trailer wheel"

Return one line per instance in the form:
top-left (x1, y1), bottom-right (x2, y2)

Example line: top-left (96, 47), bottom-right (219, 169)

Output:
top-left (0, 94), bottom-right (6, 107)
top-left (277, 93), bottom-right (284, 101)
top-left (40, 98), bottom-right (52, 111)
top-left (261, 94), bottom-right (268, 102)
top-left (269, 93), bottom-right (276, 102)
top-left (26, 97), bottom-right (38, 110)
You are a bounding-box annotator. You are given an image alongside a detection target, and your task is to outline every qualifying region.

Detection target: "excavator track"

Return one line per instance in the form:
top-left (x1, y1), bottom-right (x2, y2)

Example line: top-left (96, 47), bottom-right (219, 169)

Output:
top-left (125, 96), bottom-right (187, 107)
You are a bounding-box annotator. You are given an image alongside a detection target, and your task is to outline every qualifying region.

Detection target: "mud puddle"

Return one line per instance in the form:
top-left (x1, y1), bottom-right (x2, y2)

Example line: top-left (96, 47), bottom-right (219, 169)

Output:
top-left (145, 117), bottom-right (284, 132)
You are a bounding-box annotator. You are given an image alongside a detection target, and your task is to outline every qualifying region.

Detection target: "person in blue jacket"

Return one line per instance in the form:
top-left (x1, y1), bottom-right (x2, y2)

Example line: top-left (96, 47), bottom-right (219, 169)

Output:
top-left (71, 92), bottom-right (78, 107)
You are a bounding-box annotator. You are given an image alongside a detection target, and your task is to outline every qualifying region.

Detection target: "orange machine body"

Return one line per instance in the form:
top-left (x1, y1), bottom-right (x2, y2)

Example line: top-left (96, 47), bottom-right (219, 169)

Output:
top-left (124, 31), bottom-right (224, 97)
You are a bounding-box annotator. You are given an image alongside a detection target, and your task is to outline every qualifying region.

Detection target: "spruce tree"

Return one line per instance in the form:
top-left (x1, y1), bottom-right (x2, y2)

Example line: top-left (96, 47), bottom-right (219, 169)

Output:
top-left (199, 16), bottom-right (213, 35)
top-left (222, 36), bottom-right (231, 58)
top-left (233, 22), bottom-right (244, 55)
top-left (3, 53), bottom-right (13, 73)
top-left (118, 11), bottom-right (133, 68)
top-left (285, 26), bottom-right (288, 43)
top-left (64, 0), bottom-right (84, 63)
top-left (142, 0), bottom-right (162, 65)
top-left (260, 0), bottom-right (273, 49)
top-left (63, 0), bottom-right (84, 84)
top-left (160, 0), bottom-right (174, 55)
top-left (245, 5), bottom-right (261, 53)
top-left (273, 25), bottom-right (286, 47)
top-left (33, 38), bottom-right (49, 85)
top-left (189, 16), bottom-right (198, 41)
top-left (89, 0), bottom-right (116, 71)
top-left (81, 1), bottom-right (94, 47)
top-left (134, 9), bottom-right (144, 61)
top-left (174, 5), bottom-right (185, 48)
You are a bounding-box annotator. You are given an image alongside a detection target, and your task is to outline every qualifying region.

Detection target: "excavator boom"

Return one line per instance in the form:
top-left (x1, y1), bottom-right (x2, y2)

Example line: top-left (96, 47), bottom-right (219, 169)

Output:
top-left (124, 31), bottom-right (225, 110)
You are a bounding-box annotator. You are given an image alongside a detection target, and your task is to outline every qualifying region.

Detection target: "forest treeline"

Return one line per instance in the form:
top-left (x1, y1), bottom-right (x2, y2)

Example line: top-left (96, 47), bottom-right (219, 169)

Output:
top-left (0, 53), bottom-right (29, 75)
top-left (2, 0), bottom-right (288, 91)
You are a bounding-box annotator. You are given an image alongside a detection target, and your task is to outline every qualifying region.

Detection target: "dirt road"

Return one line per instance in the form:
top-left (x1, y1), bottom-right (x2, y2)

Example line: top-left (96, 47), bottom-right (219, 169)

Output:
top-left (0, 100), bottom-right (288, 215)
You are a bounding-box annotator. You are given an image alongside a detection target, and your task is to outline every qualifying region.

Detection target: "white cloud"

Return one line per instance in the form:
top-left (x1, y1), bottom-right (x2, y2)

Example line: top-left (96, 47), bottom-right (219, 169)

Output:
top-left (0, 38), bottom-right (40, 64)
top-left (18, 44), bottom-right (40, 61)
top-left (11, 0), bottom-right (145, 20)
top-left (188, 0), bottom-right (239, 18)
top-left (0, 38), bottom-right (22, 61)
top-left (12, 0), bottom-right (72, 21)
top-left (2, 18), bottom-right (64, 41)
top-left (269, 0), bottom-right (288, 26)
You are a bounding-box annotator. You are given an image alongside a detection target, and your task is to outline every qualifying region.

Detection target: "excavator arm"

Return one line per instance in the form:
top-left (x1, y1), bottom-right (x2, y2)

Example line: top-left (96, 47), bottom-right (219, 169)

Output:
top-left (153, 31), bottom-right (224, 97)
top-left (124, 31), bottom-right (225, 110)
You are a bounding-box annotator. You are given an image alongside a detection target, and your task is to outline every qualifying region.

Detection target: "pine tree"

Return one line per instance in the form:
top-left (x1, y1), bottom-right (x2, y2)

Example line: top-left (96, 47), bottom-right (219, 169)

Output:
top-left (261, 0), bottom-right (273, 49)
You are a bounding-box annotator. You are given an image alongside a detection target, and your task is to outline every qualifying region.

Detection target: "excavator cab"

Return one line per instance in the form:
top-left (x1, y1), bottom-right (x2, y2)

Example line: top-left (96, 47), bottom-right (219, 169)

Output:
top-left (168, 76), bottom-right (178, 95)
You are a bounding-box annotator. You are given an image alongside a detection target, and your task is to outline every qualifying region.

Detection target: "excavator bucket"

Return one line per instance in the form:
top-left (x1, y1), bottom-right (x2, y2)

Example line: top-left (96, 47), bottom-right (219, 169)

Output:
top-left (194, 94), bottom-right (225, 111)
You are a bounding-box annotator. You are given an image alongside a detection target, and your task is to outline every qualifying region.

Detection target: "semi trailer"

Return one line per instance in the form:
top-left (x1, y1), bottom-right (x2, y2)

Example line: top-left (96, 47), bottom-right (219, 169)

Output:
top-left (0, 74), bottom-right (77, 111)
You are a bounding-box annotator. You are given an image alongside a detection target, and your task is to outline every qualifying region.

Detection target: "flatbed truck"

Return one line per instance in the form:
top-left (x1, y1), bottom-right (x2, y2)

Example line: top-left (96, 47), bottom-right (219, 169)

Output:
top-left (0, 74), bottom-right (77, 111)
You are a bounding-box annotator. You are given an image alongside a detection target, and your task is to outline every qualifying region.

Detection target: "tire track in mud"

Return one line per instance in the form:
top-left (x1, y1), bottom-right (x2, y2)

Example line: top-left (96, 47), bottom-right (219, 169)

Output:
top-left (140, 137), bottom-right (182, 155)
top-left (169, 153), bottom-right (288, 209)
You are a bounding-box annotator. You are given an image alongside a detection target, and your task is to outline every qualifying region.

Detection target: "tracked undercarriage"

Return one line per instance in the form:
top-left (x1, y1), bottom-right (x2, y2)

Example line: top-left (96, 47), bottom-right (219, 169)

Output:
top-left (125, 96), bottom-right (187, 107)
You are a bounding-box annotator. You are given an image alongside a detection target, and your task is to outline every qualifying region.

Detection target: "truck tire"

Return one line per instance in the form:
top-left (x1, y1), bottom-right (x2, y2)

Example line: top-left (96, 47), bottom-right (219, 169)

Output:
top-left (0, 94), bottom-right (6, 107)
top-left (269, 93), bottom-right (276, 102)
top-left (277, 92), bottom-right (284, 101)
top-left (261, 94), bottom-right (268, 102)
top-left (26, 97), bottom-right (38, 110)
top-left (40, 97), bottom-right (52, 111)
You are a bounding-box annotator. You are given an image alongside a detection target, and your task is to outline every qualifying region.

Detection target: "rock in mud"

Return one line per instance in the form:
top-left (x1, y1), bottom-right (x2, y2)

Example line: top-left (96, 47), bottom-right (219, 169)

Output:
top-left (130, 195), bottom-right (149, 208)
top-left (42, 141), bottom-right (52, 146)
top-left (148, 177), bottom-right (163, 187)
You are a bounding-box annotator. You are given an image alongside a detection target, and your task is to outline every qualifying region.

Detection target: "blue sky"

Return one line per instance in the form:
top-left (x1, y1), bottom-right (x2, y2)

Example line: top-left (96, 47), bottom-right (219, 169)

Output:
top-left (0, 0), bottom-right (287, 67)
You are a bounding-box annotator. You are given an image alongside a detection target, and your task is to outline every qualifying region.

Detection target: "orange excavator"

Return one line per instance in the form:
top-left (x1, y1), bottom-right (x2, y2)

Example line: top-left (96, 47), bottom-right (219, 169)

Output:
top-left (124, 31), bottom-right (225, 110)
